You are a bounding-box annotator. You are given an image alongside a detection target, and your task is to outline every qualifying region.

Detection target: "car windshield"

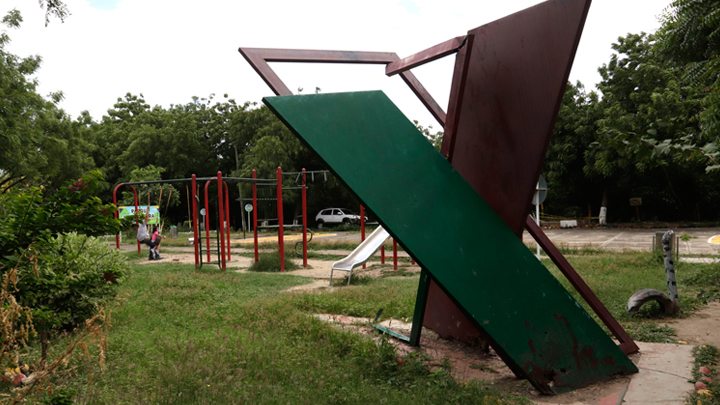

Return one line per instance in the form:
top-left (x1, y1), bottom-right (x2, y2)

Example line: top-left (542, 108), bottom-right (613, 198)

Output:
top-left (339, 209), bottom-right (355, 215)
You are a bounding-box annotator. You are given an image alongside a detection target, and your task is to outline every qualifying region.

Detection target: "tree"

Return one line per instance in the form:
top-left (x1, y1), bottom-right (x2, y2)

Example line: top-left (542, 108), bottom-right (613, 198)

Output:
top-left (542, 81), bottom-right (602, 217)
top-left (413, 120), bottom-right (443, 151)
top-left (38, 0), bottom-right (70, 25)
top-left (657, 0), bottom-right (720, 170)
top-left (0, 10), bottom-right (95, 191)
top-left (119, 165), bottom-right (180, 210)
top-left (585, 33), bottom-right (708, 221)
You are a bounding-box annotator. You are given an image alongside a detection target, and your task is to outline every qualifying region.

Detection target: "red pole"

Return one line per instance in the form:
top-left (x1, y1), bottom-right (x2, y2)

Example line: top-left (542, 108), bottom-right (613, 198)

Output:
top-left (192, 175), bottom-right (199, 267)
top-left (204, 181), bottom-right (212, 263)
top-left (132, 186), bottom-right (140, 254)
top-left (253, 170), bottom-right (258, 264)
top-left (381, 244), bottom-right (385, 264)
top-left (302, 168), bottom-right (307, 269)
top-left (223, 181), bottom-right (231, 262)
top-left (217, 171), bottom-right (226, 270)
top-left (393, 239), bottom-right (398, 271)
top-left (113, 184), bottom-right (122, 249)
top-left (277, 167), bottom-right (284, 272)
top-left (361, 205), bottom-right (366, 269)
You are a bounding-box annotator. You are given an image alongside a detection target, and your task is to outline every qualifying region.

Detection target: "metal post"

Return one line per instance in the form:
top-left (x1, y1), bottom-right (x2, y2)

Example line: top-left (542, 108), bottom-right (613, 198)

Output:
top-left (536, 196), bottom-right (541, 260)
top-left (113, 184), bottom-right (123, 249)
top-left (253, 170), bottom-right (258, 264)
top-left (192, 175), bottom-right (199, 267)
top-left (409, 268), bottom-right (431, 346)
top-left (361, 205), bottom-right (366, 269)
top-left (393, 239), bottom-right (398, 270)
top-left (224, 181), bottom-right (231, 262)
top-left (112, 184), bottom-right (139, 251)
top-left (277, 167), bottom-right (285, 272)
top-left (204, 181), bottom-right (212, 263)
top-left (302, 168), bottom-right (308, 268)
top-left (381, 244), bottom-right (385, 264)
top-left (217, 172), bottom-right (226, 270)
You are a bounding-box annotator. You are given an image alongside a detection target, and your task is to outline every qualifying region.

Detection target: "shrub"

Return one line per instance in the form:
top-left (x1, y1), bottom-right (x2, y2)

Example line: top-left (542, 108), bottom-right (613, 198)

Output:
top-left (0, 171), bottom-right (129, 269)
top-left (17, 233), bottom-right (129, 331)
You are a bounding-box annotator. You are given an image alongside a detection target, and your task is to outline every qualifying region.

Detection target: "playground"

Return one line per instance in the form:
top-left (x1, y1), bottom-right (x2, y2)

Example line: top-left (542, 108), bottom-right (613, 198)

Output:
top-left (104, 0), bottom-right (719, 402)
top-left (110, 229), bottom-right (720, 404)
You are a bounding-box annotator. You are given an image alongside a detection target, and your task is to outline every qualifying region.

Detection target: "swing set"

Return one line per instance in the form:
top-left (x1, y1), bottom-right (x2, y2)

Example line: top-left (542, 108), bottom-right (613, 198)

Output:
top-left (113, 168), bottom-right (312, 270)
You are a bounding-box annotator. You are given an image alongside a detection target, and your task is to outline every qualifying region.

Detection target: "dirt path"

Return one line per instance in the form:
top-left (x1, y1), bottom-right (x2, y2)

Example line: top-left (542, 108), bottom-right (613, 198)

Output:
top-left (667, 301), bottom-right (720, 347)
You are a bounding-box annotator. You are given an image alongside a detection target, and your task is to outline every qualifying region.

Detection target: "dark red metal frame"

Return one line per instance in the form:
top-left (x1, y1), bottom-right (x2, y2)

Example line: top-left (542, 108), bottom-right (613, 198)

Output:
top-left (203, 179), bottom-right (231, 265)
top-left (239, 48), bottom-right (447, 125)
top-left (113, 184), bottom-right (141, 253)
top-left (238, 13), bottom-right (638, 354)
top-left (302, 169), bottom-right (308, 269)
top-left (195, 173), bottom-right (227, 269)
top-left (276, 167), bottom-right (285, 272)
top-left (114, 173), bottom-right (289, 272)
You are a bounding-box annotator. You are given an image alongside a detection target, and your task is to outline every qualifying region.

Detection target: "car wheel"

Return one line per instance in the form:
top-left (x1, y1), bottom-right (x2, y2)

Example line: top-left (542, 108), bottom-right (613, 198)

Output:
top-left (342, 218), bottom-right (351, 224)
top-left (317, 220), bottom-right (324, 229)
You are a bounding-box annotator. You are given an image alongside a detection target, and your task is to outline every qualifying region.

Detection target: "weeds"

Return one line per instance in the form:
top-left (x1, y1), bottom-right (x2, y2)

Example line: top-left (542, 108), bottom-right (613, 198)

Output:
top-left (331, 274), bottom-right (374, 287)
top-left (687, 345), bottom-right (719, 405)
top-left (0, 250), bottom-right (112, 404)
top-left (66, 263), bottom-right (522, 404)
top-left (625, 323), bottom-right (676, 343)
top-left (247, 250), bottom-right (300, 272)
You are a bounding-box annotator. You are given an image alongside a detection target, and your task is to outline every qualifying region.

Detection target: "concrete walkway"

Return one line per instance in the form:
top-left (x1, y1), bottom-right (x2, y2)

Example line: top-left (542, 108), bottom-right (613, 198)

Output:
top-left (532, 342), bottom-right (695, 405)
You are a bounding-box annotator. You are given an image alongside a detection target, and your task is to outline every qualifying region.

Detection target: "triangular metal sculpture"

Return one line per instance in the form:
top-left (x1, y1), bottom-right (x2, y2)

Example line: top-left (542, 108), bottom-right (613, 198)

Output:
top-left (240, 0), bottom-right (639, 393)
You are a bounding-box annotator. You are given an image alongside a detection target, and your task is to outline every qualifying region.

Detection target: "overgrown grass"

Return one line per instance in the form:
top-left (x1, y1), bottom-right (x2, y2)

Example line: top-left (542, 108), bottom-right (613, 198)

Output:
top-left (543, 251), bottom-right (705, 325)
top-left (624, 323), bottom-right (677, 343)
top-left (684, 262), bottom-right (720, 303)
top-left (54, 263), bottom-right (522, 404)
top-left (331, 274), bottom-right (374, 287)
top-left (247, 250), bottom-right (301, 272)
top-left (61, 246), bottom-right (720, 403)
top-left (295, 277), bottom-right (418, 320)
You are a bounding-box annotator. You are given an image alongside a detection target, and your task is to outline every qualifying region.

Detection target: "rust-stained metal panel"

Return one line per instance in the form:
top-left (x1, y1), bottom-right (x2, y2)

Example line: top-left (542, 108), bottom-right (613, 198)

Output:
top-left (524, 216), bottom-right (639, 354)
top-left (441, 0), bottom-right (591, 237)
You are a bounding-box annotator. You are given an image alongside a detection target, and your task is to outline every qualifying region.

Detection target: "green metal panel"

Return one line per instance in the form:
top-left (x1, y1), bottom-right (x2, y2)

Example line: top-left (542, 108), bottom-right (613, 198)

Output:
top-left (263, 91), bottom-right (636, 393)
top-left (409, 268), bottom-right (430, 347)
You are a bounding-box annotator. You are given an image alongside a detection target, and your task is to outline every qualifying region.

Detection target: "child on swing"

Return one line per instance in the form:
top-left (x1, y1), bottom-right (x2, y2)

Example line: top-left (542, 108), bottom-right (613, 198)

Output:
top-left (150, 225), bottom-right (162, 260)
top-left (136, 207), bottom-right (161, 260)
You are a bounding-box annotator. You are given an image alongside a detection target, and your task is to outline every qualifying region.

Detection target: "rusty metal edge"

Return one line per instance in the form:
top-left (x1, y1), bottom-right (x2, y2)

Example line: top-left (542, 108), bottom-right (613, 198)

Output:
top-left (385, 35), bottom-right (467, 76)
top-left (524, 216), bottom-right (640, 355)
top-left (398, 71), bottom-right (447, 127)
top-left (237, 47), bottom-right (447, 127)
top-left (238, 48), bottom-right (292, 96)
top-left (440, 34), bottom-right (474, 161)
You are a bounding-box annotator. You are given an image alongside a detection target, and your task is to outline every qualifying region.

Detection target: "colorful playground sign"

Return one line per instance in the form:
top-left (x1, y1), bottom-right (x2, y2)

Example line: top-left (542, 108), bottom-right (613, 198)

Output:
top-left (118, 206), bottom-right (160, 224)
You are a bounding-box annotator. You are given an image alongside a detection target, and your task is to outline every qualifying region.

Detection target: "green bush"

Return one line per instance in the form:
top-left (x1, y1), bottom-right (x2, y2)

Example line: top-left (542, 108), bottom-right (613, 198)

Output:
top-left (17, 233), bottom-right (129, 330)
top-left (0, 171), bottom-right (129, 268)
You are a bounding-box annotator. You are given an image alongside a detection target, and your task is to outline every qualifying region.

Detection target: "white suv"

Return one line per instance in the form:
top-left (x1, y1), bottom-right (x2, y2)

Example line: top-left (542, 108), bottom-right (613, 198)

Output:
top-left (315, 208), bottom-right (366, 229)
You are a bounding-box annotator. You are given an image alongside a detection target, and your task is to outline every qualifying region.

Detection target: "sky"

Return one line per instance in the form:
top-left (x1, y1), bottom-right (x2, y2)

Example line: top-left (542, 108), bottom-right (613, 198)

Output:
top-left (4, 0), bottom-right (670, 129)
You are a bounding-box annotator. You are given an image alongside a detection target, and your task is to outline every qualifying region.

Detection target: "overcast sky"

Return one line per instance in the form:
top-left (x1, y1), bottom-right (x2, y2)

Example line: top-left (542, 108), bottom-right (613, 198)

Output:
top-left (4, 0), bottom-right (670, 128)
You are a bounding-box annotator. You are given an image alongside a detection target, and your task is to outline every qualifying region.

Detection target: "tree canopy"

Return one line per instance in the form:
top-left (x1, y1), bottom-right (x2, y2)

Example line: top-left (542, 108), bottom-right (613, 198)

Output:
top-left (6, 5), bottom-right (720, 224)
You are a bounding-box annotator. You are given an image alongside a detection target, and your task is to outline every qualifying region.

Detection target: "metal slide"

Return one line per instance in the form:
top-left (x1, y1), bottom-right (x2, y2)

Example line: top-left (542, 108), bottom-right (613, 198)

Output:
top-left (329, 226), bottom-right (390, 286)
